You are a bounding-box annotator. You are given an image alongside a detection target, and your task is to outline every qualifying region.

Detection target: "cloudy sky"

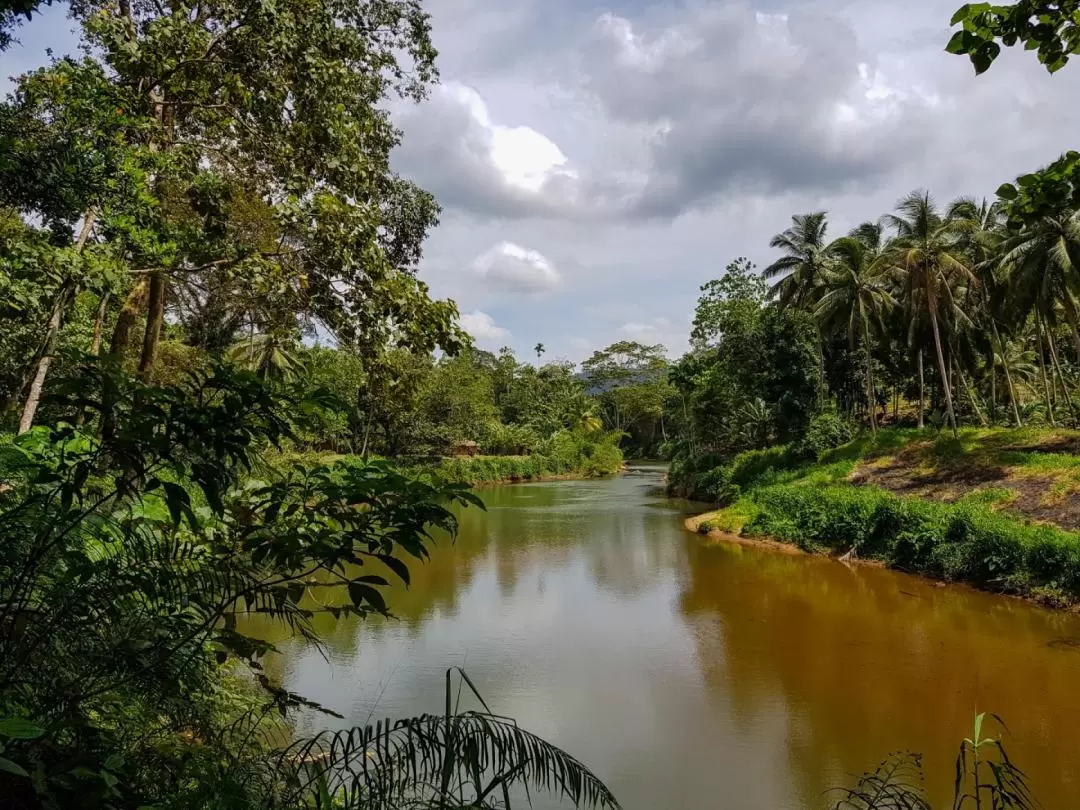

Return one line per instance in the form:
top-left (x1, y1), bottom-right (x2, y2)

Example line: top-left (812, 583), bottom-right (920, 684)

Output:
top-left (5, 0), bottom-right (1080, 363)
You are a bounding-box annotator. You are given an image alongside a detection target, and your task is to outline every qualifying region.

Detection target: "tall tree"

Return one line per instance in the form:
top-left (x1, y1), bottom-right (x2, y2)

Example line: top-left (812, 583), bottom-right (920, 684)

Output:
top-left (763, 212), bottom-right (830, 309)
top-left (816, 237), bottom-right (896, 433)
top-left (882, 191), bottom-right (975, 431)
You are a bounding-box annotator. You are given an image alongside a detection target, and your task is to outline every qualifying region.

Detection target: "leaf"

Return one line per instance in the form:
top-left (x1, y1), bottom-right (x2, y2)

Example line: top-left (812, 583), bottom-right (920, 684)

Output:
top-left (996, 182), bottom-right (1018, 200)
top-left (946, 30), bottom-right (971, 54)
top-left (354, 574), bottom-right (389, 586)
top-left (378, 553), bottom-right (411, 586)
top-left (950, 4), bottom-right (971, 26)
top-left (0, 757), bottom-right (28, 777)
top-left (0, 718), bottom-right (44, 740)
top-left (162, 481), bottom-right (194, 529)
top-left (347, 581), bottom-right (387, 614)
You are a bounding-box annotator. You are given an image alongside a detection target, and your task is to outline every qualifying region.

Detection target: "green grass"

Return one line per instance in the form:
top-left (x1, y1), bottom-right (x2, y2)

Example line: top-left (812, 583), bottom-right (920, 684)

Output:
top-left (690, 426), bottom-right (1080, 606)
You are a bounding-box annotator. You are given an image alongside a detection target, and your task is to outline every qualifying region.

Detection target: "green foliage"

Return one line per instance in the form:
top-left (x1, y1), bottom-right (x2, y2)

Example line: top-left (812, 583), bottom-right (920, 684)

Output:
top-left (799, 411), bottom-right (856, 459)
top-left (0, 364), bottom-right (616, 809)
top-left (947, 1), bottom-right (1080, 74)
top-left (742, 481), bottom-right (1080, 601)
top-left (581, 341), bottom-right (673, 456)
top-left (835, 714), bottom-right (1034, 810)
top-left (425, 431), bottom-right (624, 484)
top-left (691, 257), bottom-right (767, 349)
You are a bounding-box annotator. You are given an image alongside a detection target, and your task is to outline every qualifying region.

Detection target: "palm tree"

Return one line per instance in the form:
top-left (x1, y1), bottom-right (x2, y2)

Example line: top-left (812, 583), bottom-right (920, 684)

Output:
top-left (534, 342), bottom-right (545, 366)
top-left (949, 196), bottom-right (1020, 426)
top-left (765, 212), bottom-right (830, 405)
top-left (996, 212), bottom-right (1080, 424)
top-left (764, 211), bottom-right (830, 309)
top-left (881, 191), bottom-right (976, 432)
top-left (815, 237), bottom-right (896, 433)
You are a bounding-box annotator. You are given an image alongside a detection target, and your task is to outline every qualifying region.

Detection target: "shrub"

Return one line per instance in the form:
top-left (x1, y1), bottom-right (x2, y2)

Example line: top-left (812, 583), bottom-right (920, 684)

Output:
top-left (741, 481), bottom-right (1080, 603)
top-left (798, 411), bottom-right (855, 459)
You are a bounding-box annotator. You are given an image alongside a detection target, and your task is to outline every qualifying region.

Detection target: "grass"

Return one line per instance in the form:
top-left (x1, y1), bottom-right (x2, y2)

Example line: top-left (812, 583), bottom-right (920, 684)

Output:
top-left (689, 426), bottom-right (1080, 607)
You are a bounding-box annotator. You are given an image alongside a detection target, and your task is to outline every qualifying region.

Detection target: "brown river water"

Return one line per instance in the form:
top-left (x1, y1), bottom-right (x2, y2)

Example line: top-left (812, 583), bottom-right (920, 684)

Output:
top-left (245, 464), bottom-right (1080, 808)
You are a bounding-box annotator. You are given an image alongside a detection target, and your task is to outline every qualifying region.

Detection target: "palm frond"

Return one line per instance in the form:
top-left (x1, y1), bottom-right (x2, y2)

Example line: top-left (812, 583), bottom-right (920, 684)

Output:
top-left (278, 671), bottom-right (619, 810)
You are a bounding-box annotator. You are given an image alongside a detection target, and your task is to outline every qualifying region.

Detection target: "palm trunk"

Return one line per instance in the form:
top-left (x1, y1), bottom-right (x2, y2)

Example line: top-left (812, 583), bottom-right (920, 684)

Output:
top-left (17, 209), bottom-right (98, 434)
top-left (955, 357), bottom-right (987, 427)
top-left (1062, 294), bottom-right (1080, 366)
top-left (1046, 325), bottom-right (1075, 425)
top-left (1036, 315), bottom-right (1057, 426)
top-left (928, 303), bottom-right (957, 432)
top-left (917, 350), bottom-right (925, 429)
top-left (863, 329), bottom-right (877, 434)
top-left (989, 354), bottom-right (997, 424)
top-left (137, 271), bottom-right (167, 380)
top-left (991, 321), bottom-right (1022, 427)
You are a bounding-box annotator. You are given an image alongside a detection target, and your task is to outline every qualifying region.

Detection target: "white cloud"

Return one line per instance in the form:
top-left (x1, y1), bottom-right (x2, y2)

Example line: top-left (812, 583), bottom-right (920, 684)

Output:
top-left (471, 241), bottom-right (562, 293)
top-left (459, 310), bottom-right (511, 348)
top-left (394, 82), bottom-right (586, 219)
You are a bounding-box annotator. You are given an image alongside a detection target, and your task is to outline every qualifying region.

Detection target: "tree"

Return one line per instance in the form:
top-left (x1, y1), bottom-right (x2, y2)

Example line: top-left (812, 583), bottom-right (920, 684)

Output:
top-left (0, 365), bottom-right (618, 809)
top-left (534, 343), bottom-right (546, 365)
top-left (948, 0), bottom-right (1080, 74)
top-left (0, 0), bottom-right (465, 432)
top-left (691, 257), bottom-right (768, 349)
top-left (882, 190), bottom-right (976, 432)
top-left (763, 212), bottom-right (830, 309)
top-left (815, 237), bottom-right (897, 433)
top-left (581, 341), bottom-right (672, 451)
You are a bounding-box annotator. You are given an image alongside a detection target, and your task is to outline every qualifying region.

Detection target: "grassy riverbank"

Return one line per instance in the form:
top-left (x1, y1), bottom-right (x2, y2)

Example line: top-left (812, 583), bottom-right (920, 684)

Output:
top-left (686, 427), bottom-right (1080, 607)
top-left (274, 432), bottom-right (624, 486)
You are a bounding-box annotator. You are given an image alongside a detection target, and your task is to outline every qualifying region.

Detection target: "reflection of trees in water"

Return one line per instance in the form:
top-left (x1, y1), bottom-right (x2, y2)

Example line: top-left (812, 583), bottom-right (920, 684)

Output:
top-left (677, 538), bottom-right (1080, 807)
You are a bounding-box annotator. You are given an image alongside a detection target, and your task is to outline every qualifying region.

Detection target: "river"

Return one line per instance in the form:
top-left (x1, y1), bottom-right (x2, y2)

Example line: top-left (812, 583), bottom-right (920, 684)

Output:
top-left (252, 464), bottom-right (1080, 808)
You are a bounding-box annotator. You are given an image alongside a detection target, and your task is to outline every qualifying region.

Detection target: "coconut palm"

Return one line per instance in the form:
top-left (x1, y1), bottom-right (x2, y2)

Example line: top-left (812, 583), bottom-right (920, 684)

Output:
top-left (996, 212), bottom-right (1080, 424)
top-left (815, 237), bottom-right (896, 433)
top-left (881, 191), bottom-right (976, 432)
top-left (948, 196), bottom-right (1020, 425)
top-left (997, 212), bottom-right (1080, 362)
top-left (764, 211), bottom-right (830, 309)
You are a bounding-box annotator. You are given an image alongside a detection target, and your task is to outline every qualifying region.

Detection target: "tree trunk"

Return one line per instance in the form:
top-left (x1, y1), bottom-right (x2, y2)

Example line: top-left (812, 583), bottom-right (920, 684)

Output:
top-left (1046, 325), bottom-right (1075, 425)
top-left (928, 303), bottom-right (957, 432)
top-left (109, 279), bottom-right (150, 361)
top-left (90, 292), bottom-right (110, 356)
top-left (17, 209), bottom-right (98, 433)
top-left (956, 358), bottom-right (987, 427)
top-left (18, 286), bottom-right (72, 434)
top-left (990, 352), bottom-right (997, 424)
top-left (863, 331), bottom-right (877, 434)
top-left (1036, 315), bottom-right (1057, 426)
top-left (917, 350), bottom-right (925, 429)
top-left (137, 271), bottom-right (167, 380)
top-left (991, 321), bottom-right (1022, 428)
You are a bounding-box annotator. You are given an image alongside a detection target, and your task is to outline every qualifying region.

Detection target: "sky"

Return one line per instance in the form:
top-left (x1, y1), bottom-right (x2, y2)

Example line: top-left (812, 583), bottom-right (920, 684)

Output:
top-left (4, 0), bottom-right (1080, 365)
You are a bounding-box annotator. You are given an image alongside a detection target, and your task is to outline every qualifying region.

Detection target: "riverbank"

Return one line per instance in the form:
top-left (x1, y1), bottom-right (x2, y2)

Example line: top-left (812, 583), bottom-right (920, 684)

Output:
top-left (683, 427), bottom-right (1080, 608)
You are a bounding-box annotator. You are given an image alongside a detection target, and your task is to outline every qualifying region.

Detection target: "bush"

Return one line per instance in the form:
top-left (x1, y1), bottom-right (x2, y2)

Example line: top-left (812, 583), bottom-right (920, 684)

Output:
top-left (742, 482), bottom-right (1080, 603)
top-left (798, 411), bottom-right (855, 459)
top-left (411, 430), bottom-right (624, 485)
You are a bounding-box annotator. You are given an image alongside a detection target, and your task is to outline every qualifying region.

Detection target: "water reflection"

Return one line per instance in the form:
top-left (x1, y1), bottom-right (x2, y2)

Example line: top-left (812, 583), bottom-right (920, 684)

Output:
top-left (244, 466), bottom-right (1080, 809)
